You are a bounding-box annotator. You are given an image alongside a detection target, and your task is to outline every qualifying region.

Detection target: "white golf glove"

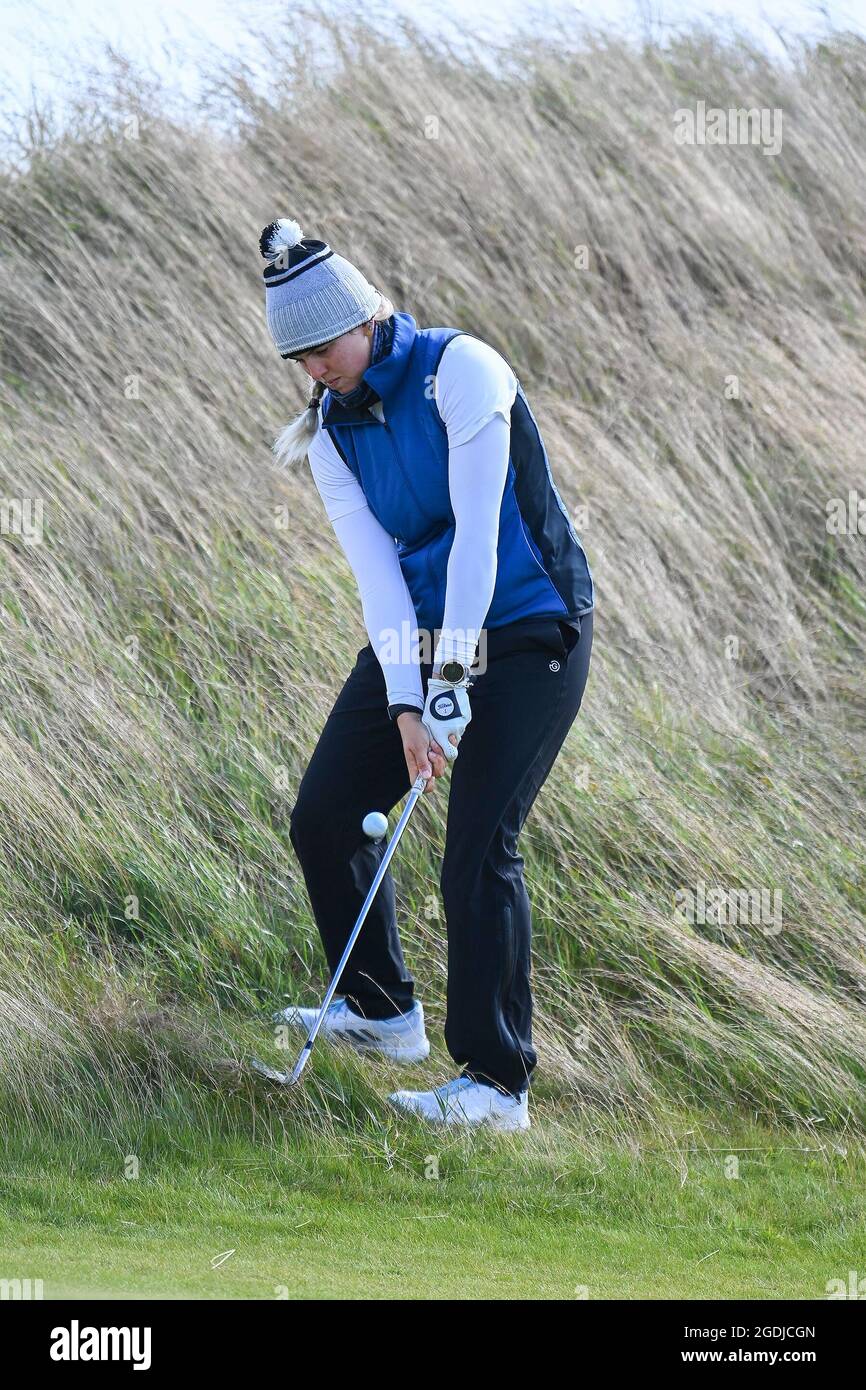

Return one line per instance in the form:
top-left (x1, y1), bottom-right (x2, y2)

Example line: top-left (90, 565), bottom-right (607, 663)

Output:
top-left (422, 679), bottom-right (472, 761)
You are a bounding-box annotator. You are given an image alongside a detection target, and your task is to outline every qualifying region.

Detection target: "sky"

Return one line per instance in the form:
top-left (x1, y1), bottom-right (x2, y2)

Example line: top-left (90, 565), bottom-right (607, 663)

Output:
top-left (1, 0), bottom-right (865, 122)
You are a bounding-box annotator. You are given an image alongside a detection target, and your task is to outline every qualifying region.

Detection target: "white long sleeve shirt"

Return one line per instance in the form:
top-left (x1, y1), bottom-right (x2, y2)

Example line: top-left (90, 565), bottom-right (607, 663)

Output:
top-left (306, 333), bottom-right (519, 713)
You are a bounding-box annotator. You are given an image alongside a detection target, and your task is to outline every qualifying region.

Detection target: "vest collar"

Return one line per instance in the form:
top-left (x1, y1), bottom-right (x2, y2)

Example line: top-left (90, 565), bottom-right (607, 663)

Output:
top-left (322, 311), bottom-right (417, 426)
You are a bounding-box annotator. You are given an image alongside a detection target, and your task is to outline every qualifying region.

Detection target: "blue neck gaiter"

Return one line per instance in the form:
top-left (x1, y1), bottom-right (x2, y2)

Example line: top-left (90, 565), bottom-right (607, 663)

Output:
top-left (326, 314), bottom-right (396, 411)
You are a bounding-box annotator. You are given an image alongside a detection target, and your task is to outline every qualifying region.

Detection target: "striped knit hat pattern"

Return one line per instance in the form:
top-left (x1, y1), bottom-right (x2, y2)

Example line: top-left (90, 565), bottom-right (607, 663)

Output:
top-left (259, 218), bottom-right (381, 357)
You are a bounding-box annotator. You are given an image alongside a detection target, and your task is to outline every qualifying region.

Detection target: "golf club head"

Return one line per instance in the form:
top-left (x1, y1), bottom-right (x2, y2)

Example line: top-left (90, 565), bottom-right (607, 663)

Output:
top-left (249, 1056), bottom-right (297, 1086)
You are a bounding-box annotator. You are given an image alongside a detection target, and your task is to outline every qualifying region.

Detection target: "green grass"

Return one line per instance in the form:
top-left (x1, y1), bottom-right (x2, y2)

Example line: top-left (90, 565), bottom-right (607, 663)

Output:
top-left (2, 1024), bottom-right (865, 1300)
top-left (3, 1101), bottom-right (864, 1300)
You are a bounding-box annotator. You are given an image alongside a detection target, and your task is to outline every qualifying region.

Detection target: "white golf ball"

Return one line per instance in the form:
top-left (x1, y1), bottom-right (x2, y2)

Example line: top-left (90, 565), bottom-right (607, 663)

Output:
top-left (362, 811), bottom-right (389, 840)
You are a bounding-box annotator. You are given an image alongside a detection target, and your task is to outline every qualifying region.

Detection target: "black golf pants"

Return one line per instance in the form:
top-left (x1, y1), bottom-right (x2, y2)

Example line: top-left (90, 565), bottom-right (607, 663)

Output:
top-left (288, 611), bottom-right (594, 1098)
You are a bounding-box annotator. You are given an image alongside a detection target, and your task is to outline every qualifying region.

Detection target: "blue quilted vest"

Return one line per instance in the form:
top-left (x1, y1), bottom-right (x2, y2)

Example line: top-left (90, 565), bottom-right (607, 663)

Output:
top-left (321, 311), bottom-right (594, 638)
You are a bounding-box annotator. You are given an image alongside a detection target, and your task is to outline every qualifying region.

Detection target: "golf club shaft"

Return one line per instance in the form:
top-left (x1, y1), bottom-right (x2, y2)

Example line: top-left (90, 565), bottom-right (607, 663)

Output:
top-left (289, 772), bottom-right (429, 1084)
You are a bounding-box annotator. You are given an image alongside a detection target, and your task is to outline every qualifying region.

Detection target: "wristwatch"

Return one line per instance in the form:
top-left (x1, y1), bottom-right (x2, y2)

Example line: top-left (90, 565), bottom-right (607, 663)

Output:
top-left (437, 659), bottom-right (469, 685)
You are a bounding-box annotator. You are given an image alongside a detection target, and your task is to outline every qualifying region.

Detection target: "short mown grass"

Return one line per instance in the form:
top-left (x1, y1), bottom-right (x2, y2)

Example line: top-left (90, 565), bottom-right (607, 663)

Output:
top-left (3, 1085), bottom-right (864, 1299)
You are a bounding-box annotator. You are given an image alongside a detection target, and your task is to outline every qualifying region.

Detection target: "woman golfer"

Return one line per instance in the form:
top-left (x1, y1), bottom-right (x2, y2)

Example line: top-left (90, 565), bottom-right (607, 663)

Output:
top-left (261, 218), bottom-right (594, 1131)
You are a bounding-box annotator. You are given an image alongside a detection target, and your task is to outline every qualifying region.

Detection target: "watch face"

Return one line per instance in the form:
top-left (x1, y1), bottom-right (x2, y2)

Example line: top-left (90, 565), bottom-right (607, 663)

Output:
top-left (441, 660), bottom-right (466, 684)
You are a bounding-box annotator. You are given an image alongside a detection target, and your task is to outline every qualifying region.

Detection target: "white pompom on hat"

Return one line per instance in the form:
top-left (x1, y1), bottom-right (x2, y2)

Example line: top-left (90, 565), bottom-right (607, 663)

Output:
top-left (259, 218), bottom-right (305, 262)
top-left (259, 215), bottom-right (381, 358)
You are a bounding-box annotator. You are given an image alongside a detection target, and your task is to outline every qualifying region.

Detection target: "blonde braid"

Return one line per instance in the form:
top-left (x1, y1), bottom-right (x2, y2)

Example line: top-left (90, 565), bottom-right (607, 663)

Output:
top-left (272, 378), bottom-right (326, 471)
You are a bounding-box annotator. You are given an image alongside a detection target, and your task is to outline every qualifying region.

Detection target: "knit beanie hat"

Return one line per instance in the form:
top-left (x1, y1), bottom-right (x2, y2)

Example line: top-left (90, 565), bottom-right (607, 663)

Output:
top-left (260, 218), bottom-right (382, 357)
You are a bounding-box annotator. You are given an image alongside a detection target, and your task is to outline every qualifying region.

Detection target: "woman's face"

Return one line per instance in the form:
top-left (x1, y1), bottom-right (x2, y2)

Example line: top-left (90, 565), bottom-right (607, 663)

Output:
top-left (288, 321), bottom-right (374, 393)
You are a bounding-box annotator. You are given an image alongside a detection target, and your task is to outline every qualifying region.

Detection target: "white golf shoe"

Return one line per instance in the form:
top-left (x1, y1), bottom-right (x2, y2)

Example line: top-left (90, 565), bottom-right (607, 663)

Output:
top-left (273, 996), bottom-right (430, 1064)
top-left (387, 1075), bottom-right (530, 1131)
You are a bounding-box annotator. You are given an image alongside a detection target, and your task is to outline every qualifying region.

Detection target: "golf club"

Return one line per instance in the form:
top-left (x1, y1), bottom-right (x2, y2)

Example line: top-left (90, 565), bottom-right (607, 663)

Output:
top-left (250, 771), bottom-right (430, 1087)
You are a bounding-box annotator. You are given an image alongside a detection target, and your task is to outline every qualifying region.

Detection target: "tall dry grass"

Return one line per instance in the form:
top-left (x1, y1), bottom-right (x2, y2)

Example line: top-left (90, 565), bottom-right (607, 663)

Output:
top-left (1, 10), bottom-right (865, 1141)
